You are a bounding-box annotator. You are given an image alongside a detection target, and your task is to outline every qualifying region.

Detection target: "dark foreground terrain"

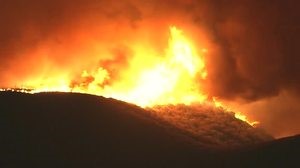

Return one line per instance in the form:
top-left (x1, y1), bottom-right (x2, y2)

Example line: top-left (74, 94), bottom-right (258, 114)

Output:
top-left (0, 91), bottom-right (299, 167)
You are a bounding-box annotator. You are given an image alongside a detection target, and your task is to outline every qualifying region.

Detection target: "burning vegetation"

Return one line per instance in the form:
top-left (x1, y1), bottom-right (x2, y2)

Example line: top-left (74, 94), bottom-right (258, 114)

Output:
top-left (148, 104), bottom-right (272, 148)
top-left (0, 26), bottom-right (257, 127)
top-left (1, 0), bottom-right (298, 138)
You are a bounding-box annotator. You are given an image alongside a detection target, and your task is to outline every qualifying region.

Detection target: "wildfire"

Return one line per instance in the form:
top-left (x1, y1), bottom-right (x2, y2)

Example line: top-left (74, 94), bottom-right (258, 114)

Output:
top-left (96, 26), bottom-right (207, 107)
top-left (2, 26), bottom-right (257, 126)
top-left (213, 97), bottom-right (259, 126)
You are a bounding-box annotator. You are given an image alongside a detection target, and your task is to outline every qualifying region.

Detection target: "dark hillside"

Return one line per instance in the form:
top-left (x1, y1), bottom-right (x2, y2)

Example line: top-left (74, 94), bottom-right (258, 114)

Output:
top-left (0, 91), bottom-right (299, 167)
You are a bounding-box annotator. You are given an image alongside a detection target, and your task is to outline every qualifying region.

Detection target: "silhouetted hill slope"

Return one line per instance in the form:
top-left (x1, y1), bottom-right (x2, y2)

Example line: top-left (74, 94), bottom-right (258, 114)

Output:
top-left (224, 134), bottom-right (300, 168)
top-left (0, 91), bottom-right (299, 167)
top-left (0, 91), bottom-right (216, 167)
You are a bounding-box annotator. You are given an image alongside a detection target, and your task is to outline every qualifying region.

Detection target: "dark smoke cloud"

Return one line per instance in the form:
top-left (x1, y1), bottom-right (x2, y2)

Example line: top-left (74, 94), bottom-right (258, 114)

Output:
top-left (0, 0), bottom-right (299, 137)
top-left (201, 0), bottom-right (300, 101)
top-left (196, 0), bottom-right (300, 137)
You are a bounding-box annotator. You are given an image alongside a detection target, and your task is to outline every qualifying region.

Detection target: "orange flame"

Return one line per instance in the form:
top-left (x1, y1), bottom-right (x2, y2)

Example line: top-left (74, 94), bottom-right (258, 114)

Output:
top-left (213, 97), bottom-right (259, 126)
top-left (66, 26), bottom-right (208, 107)
top-left (4, 26), bottom-right (257, 126)
top-left (99, 26), bottom-right (207, 106)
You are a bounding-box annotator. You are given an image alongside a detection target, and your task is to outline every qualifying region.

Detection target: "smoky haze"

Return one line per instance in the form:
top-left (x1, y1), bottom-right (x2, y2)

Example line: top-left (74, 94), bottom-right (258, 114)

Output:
top-left (0, 0), bottom-right (299, 137)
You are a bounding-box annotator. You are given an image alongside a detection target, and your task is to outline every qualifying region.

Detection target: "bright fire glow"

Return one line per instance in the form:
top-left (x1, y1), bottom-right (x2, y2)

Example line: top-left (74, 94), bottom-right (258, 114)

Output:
top-left (2, 26), bottom-right (257, 126)
top-left (93, 26), bottom-right (208, 107)
top-left (213, 97), bottom-right (258, 126)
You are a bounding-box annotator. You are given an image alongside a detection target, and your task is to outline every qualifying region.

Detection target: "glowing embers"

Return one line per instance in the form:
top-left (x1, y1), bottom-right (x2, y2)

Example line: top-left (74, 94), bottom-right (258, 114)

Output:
top-left (148, 104), bottom-right (271, 147)
top-left (0, 88), bottom-right (34, 93)
top-left (213, 97), bottom-right (258, 126)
